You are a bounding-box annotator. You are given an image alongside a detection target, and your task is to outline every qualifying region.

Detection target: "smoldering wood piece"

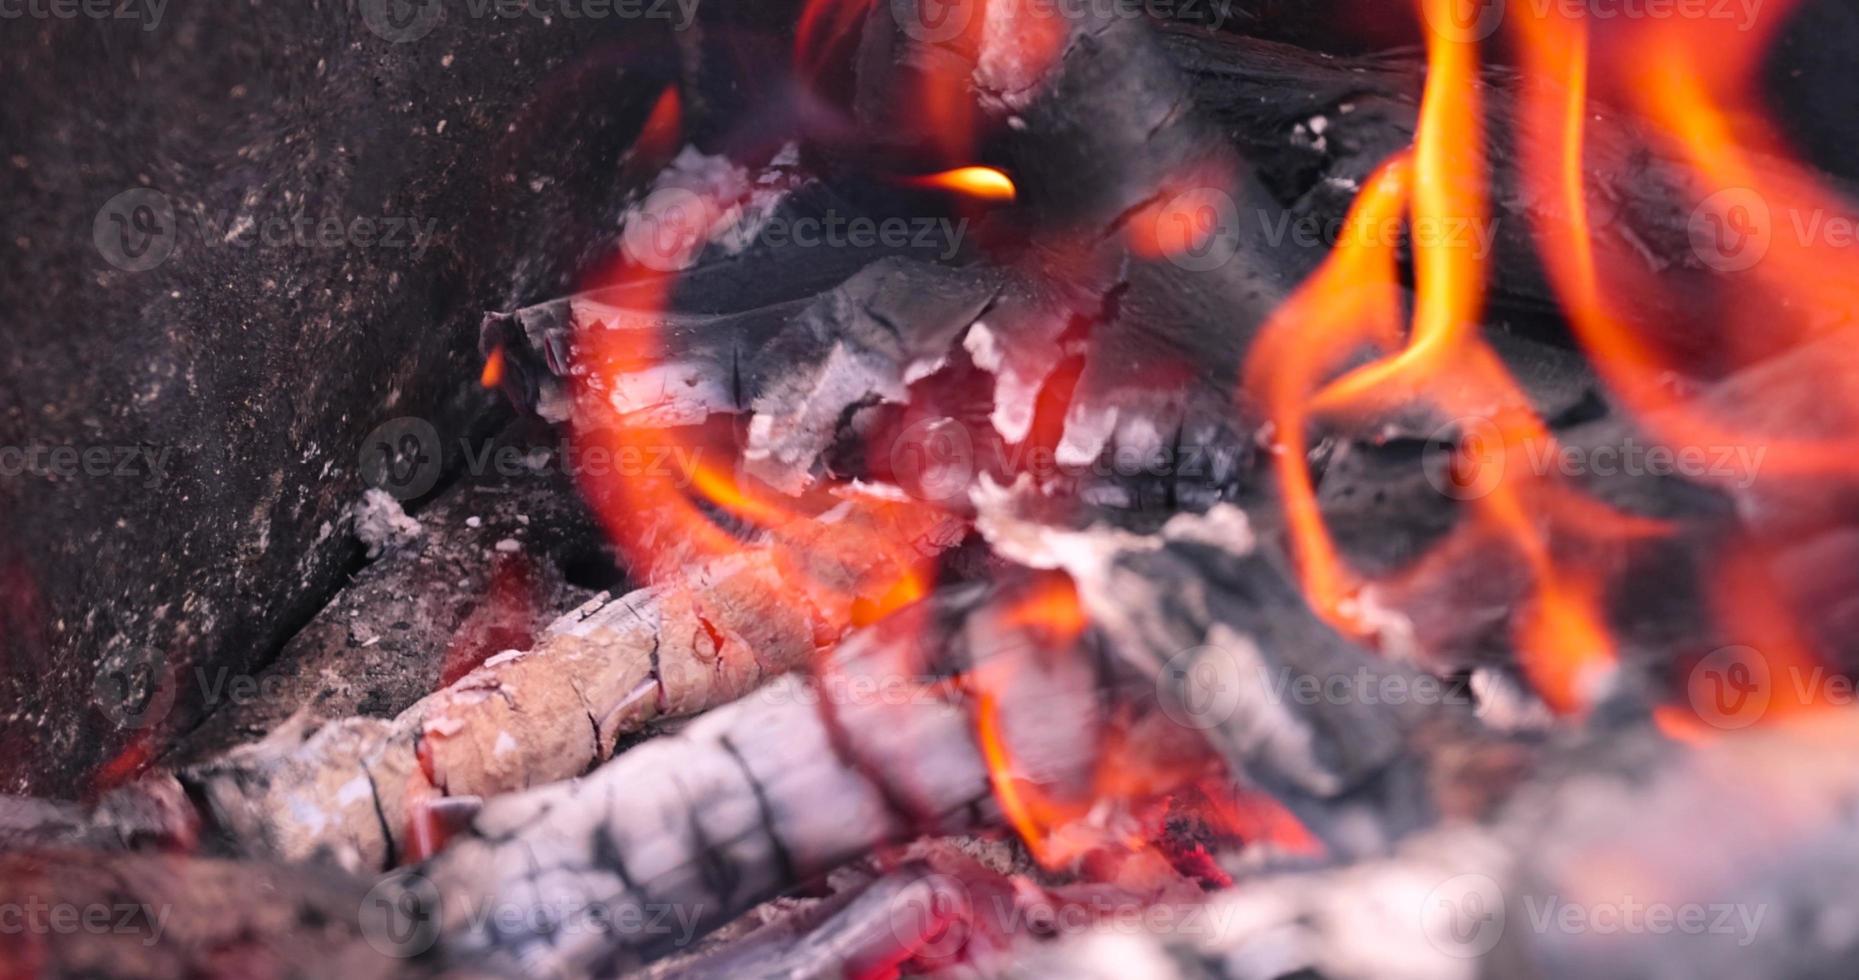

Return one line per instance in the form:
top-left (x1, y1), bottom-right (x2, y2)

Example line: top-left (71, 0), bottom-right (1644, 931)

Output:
top-left (977, 497), bottom-right (1505, 859)
top-left (0, 847), bottom-right (399, 980)
top-left (179, 498), bottom-right (962, 873)
top-left (1027, 712), bottom-right (1859, 980)
top-left (1156, 24), bottom-right (1859, 373)
top-left (853, 0), bottom-right (1303, 467)
top-left (0, 775), bottom-right (195, 853)
top-left (744, 259), bottom-right (1003, 493)
top-left (1301, 333), bottom-right (1859, 675)
top-left (843, 2), bottom-right (1598, 481)
top-left (658, 864), bottom-right (965, 980)
top-left (418, 578), bottom-right (1147, 977)
top-left (482, 175), bottom-right (995, 429)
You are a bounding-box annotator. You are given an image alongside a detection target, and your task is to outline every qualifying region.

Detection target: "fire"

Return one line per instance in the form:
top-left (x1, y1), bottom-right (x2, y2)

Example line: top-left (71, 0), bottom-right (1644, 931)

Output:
top-left (1506, 3), bottom-right (1859, 724)
top-left (1243, 0), bottom-right (1662, 711)
top-left (479, 344), bottom-right (505, 389)
top-left (906, 166), bottom-right (1018, 203)
top-left (1242, 0), bottom-right (1859, 720)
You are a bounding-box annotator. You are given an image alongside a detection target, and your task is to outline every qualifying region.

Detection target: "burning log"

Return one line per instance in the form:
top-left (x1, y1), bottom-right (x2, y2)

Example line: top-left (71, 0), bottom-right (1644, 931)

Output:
top-left (1151, 22), bottom-right (1859, 375)
top-left (408, 575), bottom-right (1169, 976)
top-left (1297, 332), bottom-right (1859, 679)
top-left (182, 496), bottom-right (960, 872)
top-left (401, 500), bottom-right (1522, 975)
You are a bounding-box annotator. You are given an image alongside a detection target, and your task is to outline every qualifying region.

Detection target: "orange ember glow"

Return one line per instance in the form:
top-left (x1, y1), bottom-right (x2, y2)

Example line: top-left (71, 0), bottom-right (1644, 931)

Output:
top-left (634, 86), bottom-right (683, 169)
top-left (479, 345), bottom-right (505, 389)
top-left (907, 166), bottom-right (1018, 203)
top-left (976, 690), bottom-right (1055, 862)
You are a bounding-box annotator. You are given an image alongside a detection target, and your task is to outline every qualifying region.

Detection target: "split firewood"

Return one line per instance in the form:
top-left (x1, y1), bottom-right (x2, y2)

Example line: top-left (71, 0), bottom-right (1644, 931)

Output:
top-left (180, 494), bottom-right (964, 873)
top-left (408, 575), bottom-right (1177, 977)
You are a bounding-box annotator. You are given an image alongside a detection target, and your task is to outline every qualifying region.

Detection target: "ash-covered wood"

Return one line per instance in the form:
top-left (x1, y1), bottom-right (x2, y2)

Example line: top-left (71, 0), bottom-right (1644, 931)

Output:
top-left (180, 496), bottom-right (959, 872)
top-left (1029, 712), bottom-right (1859, 980)
top-left (0, 775), bottom-right (195, 854)
top-left (414, 576), bottom-right (1155, 976)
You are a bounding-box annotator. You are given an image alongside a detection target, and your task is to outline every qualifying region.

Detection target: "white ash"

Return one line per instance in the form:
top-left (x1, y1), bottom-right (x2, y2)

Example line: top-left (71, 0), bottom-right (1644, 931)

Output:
top-left (618, 144), bottom-right (799, 272)
top-left (350, 489), bottom-right (422, 559)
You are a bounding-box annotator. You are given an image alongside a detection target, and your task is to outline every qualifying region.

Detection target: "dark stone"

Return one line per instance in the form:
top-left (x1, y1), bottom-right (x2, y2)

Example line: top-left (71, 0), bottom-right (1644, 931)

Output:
top-left (0, 1), bottom-right (679, 795)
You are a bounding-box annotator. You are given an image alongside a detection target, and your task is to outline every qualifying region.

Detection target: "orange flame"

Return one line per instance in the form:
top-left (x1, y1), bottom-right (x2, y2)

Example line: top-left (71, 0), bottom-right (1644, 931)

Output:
top-left (1242, 0), bottom-right (1687, 712)
top-left (906, 166), bottom-right (1018, 203)
top-left (1509, 2), bottom-right (1859, 723)
top-left (479, 345), bottom-right (505, 389)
